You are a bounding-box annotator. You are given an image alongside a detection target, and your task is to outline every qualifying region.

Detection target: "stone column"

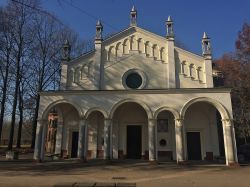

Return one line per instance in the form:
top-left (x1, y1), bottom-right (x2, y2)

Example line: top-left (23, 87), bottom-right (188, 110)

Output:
top-left (175, 119), bottom-right (185, 164)
top-left (104, 119), bottom-right (112, 160)
top-left (222, 119), bottom-right (238, 166)
top-left (33, 119), bottom-right (45, 161)
top-left (40, 120), bottom-right (48, 161)
top-left (148, 119), bottom-right (157, 163)
top-left (77, 119), bottom-right (88, 161)
top-left (54, 121), bottom-right (63, 157)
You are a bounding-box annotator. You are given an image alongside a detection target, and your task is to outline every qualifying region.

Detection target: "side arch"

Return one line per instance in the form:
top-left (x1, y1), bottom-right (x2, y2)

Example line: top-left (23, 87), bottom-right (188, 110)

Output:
top-left (154, 106), bottom-right (180, 119)
top-left (85, 107), bottom-right (109, 119)
top-left (109, 98), bottom-right (153, 119)
top-left (180, 97), bottom-right (231, 120)
top-left (41, 99), bottom-right (83, 120)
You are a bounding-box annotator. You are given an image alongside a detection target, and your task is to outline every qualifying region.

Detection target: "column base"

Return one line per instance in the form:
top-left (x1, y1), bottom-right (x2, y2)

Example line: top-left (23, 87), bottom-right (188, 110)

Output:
top-left (177, 160), bottom-right (187, 165)
top-left (105, 159), bottom-right (113, 164)
top-left (33, 159), bottom-right (43, 163)
top-left (78, 157), bottom-right (87, 163)
top-left (149, 160), bottom-right (158, 165)
top-left (228, 162), bottom-right (240, 167)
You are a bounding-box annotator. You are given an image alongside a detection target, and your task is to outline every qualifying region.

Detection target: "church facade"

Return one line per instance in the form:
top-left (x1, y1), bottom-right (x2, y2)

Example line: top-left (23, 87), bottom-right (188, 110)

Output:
top-left (34, 7), bottom-right (238, 166)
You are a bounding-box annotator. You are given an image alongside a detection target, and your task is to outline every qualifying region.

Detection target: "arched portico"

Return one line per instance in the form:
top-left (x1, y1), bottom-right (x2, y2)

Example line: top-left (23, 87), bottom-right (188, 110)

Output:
top-left (110, 99), bottom-right (157, 162)
top-left (180, 97), bottom-right (238, 166)
top-left (34, 101), bottom-right (81, 161)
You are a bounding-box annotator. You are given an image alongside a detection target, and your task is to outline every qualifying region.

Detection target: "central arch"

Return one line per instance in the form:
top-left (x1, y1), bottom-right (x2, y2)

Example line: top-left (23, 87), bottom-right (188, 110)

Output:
top-left (111, 99), bottom-right (151, 159)
top-left (110, 99), bottom-right (153, 119)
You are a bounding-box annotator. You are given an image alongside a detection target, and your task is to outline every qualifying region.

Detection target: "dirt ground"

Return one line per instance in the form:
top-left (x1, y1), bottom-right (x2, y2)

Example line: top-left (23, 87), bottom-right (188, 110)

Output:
top-left (0, 158), bottom-right (249, 187)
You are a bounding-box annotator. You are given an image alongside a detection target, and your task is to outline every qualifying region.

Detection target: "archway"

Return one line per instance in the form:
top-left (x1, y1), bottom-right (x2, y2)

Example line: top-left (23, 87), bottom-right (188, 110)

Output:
top-left (155, 110), bottom-right (177, 161)
top-left (38, 102), bottom-right (80, 160)
top-left (112, 102), bottom-right (149, 159)
top-left (182, 101), bottom-right (225, 162)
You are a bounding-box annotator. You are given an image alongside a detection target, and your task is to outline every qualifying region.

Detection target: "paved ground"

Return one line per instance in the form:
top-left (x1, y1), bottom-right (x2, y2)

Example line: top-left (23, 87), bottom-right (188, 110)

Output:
top-left (0, 158), bottom-right (249, 187)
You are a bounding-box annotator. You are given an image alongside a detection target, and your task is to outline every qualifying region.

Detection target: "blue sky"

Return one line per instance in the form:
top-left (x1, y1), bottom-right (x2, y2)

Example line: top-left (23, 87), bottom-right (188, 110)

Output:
top-left (1, 0), bottom-right (250, 58)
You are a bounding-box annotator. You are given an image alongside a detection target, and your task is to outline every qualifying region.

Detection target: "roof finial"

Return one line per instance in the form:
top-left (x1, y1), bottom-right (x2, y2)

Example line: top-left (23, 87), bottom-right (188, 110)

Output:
top-left (130, 5), bottom-right (137, 27)
top-left (95, 19), bottom-right (103, 41)
top-left (203, 32), bottom-right (208, 39)
top-left (202, 32), bottom-right (211, 57)
top-left (62, 39), bottom-right (71, 61)
top-left (167, 15), bottom-right (172, 22)
top-left (166, 15), bottom-right (174, 39)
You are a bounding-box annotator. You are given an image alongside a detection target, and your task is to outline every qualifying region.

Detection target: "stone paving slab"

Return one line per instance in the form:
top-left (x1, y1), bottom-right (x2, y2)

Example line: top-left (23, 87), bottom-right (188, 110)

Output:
top-left (0, 160), bottom-right (249, 187)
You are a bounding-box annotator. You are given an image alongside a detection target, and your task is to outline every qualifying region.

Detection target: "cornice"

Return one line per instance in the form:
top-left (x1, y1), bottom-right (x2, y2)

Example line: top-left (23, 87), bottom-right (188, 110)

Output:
top-left (39, 88), bottom-right (232, 96)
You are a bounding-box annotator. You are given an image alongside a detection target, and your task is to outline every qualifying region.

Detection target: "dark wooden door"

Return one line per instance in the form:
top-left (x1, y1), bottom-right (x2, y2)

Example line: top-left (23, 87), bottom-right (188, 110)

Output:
top-left (127, 125), bottom-right (142, 159)
top-left (71, 131), bottom-right (79, 158)
top-left (187, 132), bottom-right (202, 160)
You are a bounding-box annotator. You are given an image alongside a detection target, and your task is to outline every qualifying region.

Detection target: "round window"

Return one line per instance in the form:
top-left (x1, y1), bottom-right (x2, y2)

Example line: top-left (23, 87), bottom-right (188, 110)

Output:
top-left (125, 72), bottom-right (143, 89)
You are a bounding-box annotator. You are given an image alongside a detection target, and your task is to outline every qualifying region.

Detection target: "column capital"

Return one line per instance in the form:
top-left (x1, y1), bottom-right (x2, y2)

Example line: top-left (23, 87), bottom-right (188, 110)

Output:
top-left (221, 118), bottom-right (234, 127)
top-left (175, 118), bottom-right (184, 127)
top-left (148, 118), bottom-right (157, 127)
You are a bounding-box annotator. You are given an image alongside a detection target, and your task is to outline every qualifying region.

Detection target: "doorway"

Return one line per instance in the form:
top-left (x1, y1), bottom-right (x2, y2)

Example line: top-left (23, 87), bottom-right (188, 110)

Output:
top-left (187, 132), bottom-right (202, 160)
top-left (127, 125), bottom-right (142, 159)
top-left (71, 131), bottom-right (79, 158)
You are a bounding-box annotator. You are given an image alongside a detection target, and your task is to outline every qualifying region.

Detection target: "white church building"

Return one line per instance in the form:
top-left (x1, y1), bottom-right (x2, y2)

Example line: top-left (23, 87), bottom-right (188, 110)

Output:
top-left (34, 7), bottom-right (238, 166)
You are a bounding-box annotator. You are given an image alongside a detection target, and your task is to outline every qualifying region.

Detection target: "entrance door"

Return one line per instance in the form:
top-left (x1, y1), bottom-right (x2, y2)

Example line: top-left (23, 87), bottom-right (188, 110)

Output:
top-left (127, 125), bottom-right (142, 159)
top-left (71, 131), bottom-right (79, 158)
top-left (187, 132), bottom-right (202, 160)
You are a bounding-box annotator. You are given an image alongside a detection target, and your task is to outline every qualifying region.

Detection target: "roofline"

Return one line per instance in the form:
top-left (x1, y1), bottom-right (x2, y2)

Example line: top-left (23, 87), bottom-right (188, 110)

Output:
top-left (39, 88), bottom-right (232, 96)
top-left (64, 50), bottom-right (96, 65)
top-left (175, 46), bottom-right (204, 59)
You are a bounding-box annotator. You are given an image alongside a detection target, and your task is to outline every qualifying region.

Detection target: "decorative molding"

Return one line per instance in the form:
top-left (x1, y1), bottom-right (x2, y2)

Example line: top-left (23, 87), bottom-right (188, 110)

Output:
top-left (39, 88), bottom-right (232, 96)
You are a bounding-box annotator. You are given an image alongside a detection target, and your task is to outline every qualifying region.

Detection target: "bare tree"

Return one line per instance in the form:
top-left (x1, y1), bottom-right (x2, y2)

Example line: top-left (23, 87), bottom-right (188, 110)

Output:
top-left (6, 0), bottom-right (38, 150)
top-left (0, 7), bottom-right (14, 143)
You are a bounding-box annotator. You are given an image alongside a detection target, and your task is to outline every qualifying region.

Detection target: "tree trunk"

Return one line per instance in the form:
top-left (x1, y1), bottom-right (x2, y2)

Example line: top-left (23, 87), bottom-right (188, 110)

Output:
top-left (16, 86), bottom-right (23, 148)
top-left (0, 53), bottom-right (10, 144)
top-left (8, 55), bottom-right (21, 150)
top-left (31, 95), bottom-right (40, 149)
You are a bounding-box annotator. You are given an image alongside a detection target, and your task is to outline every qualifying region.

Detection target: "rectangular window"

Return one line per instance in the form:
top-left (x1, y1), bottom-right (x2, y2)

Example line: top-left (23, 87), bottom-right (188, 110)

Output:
top-left (157, 119), bottom-right (168, 132)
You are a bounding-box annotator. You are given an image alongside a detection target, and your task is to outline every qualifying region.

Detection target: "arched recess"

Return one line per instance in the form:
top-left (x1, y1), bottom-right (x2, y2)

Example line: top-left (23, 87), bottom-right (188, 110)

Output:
top-left (189, 64), bottom-right (196, 78)
top-left (123, 39), bottom-right (130, 54)
top-left (182, 61), bottom-right (188, 75)
top-left (39, 100), bottom-right (82, 160)
top-left (111, 100), bottom-right (151, 160)
top-left (115, 42), bottom-right (122, 57)
top-left (160, 47), bottom-right (166, 62)
top-left (110, 98), bottom-right (153, 119)
top-left (154, 107), bottom-right (180, 161)
top-left (180, 97), bottom-right (231, 162)
top-left (108, 46), bottom-right (115, 61)
top-left (197, 67), bottom-right (203, 81)
top-left (86, 110), bottom-right (105, 159)
top-left (145, 41), bottom-right (151, 57)
top-left (130, 35), bottom-right (137, 50)
top-left (137, 38), bottom-right (144, 53)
